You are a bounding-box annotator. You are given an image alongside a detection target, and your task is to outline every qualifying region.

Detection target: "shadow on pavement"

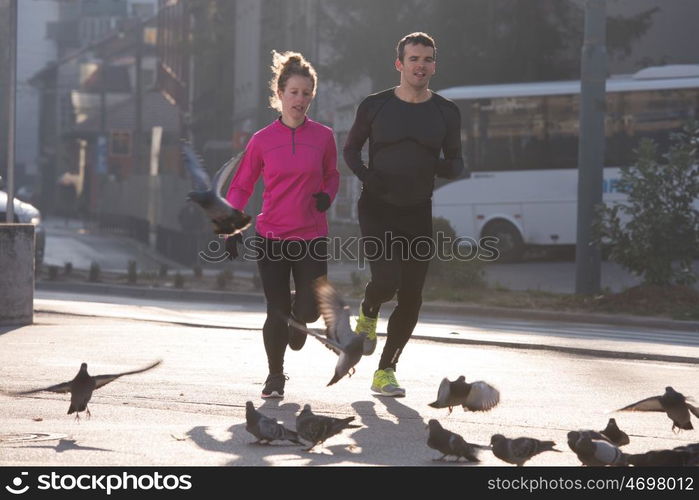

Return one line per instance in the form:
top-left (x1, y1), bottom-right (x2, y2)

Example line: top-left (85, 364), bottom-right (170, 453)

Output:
top-left (15, 438), bottom-right (112, 454)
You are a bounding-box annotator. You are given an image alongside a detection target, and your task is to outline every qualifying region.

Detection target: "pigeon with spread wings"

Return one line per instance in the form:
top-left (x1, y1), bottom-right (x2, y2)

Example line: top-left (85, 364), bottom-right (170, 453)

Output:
top-left (181, 141), bottom-right (252, 236)
top-left (428, 376), bottom-right (500, 414)
top-left (617, 386), bottom-right (699, 432)
top-left (287, 278), bottom-right (366, 386)
top-left (9, 360), bottom-right (162, 420)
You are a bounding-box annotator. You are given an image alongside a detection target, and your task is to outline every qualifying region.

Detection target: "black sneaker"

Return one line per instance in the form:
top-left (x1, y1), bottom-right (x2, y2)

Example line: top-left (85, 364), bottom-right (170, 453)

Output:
top-left (287, 316), bottom-right (307, 351)
top-left (261, 373), bottom-right (288, 399)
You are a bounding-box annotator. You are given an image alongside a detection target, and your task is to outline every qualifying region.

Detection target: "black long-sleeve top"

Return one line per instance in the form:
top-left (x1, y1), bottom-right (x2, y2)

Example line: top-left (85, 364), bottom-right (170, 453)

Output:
top-left (343, 88), bottom-right (465, 207)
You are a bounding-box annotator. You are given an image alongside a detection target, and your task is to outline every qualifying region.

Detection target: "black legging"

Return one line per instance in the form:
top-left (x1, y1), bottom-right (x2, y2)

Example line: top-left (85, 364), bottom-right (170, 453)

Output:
top-left (358, 192), bottom-right (434, 371)
top-left (254, 235), bottom-right (328, 374)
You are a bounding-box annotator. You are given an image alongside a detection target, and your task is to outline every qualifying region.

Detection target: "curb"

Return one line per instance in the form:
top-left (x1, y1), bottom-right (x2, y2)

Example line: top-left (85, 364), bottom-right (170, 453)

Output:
top-left (35, 280), bottom-right (699, 333)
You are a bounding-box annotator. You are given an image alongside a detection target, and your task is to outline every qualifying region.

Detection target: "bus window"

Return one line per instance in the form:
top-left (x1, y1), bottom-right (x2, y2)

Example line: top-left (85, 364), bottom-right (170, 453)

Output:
top-left (620, 89), bottom-right (698, 163)
top-left (545, 94), bottom-right (579, 170)
top-left (473, 96), bottom-right (546, 172)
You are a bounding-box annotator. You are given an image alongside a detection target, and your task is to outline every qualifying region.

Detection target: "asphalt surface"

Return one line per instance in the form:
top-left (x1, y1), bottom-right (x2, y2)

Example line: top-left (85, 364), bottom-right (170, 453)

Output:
top-left (1, 216), bottom-right (694, 467)
top-left (1, 292), bottom-right (698, 467)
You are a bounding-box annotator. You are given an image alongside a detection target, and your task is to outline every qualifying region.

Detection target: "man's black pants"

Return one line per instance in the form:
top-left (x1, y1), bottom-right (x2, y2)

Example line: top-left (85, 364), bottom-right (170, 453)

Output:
top-left (358, 193), bottom-right (434, 371)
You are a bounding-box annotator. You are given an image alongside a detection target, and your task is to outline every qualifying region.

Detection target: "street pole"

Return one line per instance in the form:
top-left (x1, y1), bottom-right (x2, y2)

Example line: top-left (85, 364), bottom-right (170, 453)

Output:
top-left (5, 0), bottom-right (17, 223)
top-left (575, 0), bottom-right (607, 295)
top-left (134, 23), bottom-right (143, 173)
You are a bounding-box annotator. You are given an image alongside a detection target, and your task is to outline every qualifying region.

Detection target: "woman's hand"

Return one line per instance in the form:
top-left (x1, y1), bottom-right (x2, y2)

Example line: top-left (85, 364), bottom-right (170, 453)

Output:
top-left (312, 192), bottom-right (331, 212)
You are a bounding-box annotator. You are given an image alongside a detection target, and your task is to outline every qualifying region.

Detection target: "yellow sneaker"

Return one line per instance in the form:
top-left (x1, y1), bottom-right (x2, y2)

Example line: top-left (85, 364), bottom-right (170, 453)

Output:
top-left (354, 308), bottom-right (378, 355)
top-left (371, 368), bottom-right (405, 397)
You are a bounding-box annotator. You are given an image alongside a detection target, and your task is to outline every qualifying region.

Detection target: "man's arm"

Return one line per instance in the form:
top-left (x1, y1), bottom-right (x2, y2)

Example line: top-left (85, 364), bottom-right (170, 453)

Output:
top-left (435, 102), bottom-right (468, 179)
top-left (342, 99), bottom-right (372, 182)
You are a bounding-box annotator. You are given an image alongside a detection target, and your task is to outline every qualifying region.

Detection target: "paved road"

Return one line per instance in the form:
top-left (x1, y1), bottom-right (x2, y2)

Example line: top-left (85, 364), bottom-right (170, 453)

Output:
top-left (1, 292), bottom-right (697, 466)
top-left (33, 290), bottom-right (699, 362)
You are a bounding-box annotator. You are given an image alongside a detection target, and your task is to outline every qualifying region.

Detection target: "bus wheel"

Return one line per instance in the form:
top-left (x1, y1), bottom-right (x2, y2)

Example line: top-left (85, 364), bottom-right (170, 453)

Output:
top-left (483, 220), bottom-right (524, 262)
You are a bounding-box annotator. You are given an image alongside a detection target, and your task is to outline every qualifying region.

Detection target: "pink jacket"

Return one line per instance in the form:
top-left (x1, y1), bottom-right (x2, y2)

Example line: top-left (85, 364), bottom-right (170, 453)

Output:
top-left (226, 117), bottom-right (339, 240)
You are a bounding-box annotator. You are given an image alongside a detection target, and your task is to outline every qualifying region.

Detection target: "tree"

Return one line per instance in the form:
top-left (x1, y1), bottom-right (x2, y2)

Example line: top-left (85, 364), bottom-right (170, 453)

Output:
top-left (594, 122), bottom-right (699, 286)
top-left (188, 0), bottom-right (237, 154)
top-left (319, 0), bottom-right (658, 91)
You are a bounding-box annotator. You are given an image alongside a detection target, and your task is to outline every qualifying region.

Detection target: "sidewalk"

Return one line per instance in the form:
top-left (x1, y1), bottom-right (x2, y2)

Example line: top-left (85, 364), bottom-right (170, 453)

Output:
top-left (40, 216), bottom-right (699, 333)
top-left (35, 279), bottom-right (699, 334)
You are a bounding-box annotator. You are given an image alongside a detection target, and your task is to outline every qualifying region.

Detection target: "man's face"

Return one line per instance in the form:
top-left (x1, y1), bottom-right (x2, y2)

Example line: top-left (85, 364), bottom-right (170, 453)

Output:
top-left (395, 43), bottom-right (436, 90)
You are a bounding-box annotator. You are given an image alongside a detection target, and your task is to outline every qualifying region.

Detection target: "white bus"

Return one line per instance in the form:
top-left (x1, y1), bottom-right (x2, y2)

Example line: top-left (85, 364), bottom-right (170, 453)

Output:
top-left (433, 65), bottom-right (699, 261)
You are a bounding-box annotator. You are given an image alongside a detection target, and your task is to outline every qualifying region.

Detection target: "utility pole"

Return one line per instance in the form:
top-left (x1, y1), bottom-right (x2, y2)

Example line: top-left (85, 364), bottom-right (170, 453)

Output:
top-left (5, 0), bottom-right (17, 223)
top-left (134, 23), bottom-right (143, 173)
top-left (575, 0), bottom-right (607, 295)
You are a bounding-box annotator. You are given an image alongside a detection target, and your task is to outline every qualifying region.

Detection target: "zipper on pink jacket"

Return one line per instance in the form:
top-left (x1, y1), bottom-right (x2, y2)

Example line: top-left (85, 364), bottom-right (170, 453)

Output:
top-left (291, 128), bottom-right (296, 154)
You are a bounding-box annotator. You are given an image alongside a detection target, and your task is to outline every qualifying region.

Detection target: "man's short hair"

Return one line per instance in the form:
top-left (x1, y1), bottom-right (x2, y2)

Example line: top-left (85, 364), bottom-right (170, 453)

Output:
top-left (396, 32), bottom-right (436, 62)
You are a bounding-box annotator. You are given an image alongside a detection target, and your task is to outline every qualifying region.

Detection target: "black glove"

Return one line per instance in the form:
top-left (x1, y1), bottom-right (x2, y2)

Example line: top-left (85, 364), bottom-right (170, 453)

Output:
top-left (363, 170), bottom-right (388, 196)
top-left (435, 158), bottom-right (471, 179)
top-left (312, 191), bottom-right (331, 212)
top-left (225, 233), bottom-right (242, 260)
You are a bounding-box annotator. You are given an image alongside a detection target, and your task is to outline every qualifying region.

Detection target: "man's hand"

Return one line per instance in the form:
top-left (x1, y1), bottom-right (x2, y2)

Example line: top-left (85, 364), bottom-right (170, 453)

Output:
top-left (312, 192), bottom-right (331, 212)
top-left (435, 158), bottom-right (470, 179)
top-left (225, 233), bottom-right (243, 260)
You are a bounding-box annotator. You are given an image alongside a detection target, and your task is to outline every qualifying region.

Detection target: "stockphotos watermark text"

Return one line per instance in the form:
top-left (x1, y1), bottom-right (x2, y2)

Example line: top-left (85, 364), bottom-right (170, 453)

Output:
top-left (4, 470), bottom-right (192, 495)
top-left (197, 232), bottom-right (501, 265)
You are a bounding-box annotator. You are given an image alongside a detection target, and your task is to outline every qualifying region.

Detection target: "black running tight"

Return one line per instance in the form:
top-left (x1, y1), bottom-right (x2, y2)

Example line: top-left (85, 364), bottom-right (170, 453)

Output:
top-left (254, 235), bottom-right (327, 374)
top-left (358, 193), bottom-right (433, 371)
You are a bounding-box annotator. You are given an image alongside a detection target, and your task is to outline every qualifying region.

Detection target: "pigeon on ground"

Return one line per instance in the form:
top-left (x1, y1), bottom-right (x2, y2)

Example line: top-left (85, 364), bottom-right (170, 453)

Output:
top-left (295, 404), bottom-right (361, 451)
top-left (626, 447), bottom-right (697, 467)
top-left (287, 278), bottom-right (366, 386)
top-left (428, 376), bottom-right (499, 414)
top-left (426, 419), bottom-right (489, 462)
top-left (617, 386), bottom-right (699, 432)
top-left (181, 141), bottom-right (252, 236)
top-left (600, 418), bottom-right (630, 446)
top-left (10, 360), bottom-right (162, 420)
top-left (490, 434), bottom-right (561, 466)
top-left (567, 431), bottom-right (628, 466)
top-left (244, 401), bottom-right (301, 445)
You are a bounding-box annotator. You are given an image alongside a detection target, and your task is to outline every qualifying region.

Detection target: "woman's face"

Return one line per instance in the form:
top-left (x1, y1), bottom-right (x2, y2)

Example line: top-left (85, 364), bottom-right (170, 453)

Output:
top-left (278, 75), bottom-right (315, 125)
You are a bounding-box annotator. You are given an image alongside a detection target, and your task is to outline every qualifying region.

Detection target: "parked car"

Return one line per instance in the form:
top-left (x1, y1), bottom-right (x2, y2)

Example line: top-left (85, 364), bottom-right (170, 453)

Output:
top-left (0, 186), bottom-right (45, 268)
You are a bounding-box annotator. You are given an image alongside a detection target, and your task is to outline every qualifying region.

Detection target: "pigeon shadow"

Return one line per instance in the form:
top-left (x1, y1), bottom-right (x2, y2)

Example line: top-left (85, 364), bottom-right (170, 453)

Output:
top-left (186, 401), bottom-right (317, 466)
top-left (341, 398), bottom-right (432, 466)
top-left (349, 397), bottom-right (480, 466)
top-left (15, 438), bottom-right (112, 453)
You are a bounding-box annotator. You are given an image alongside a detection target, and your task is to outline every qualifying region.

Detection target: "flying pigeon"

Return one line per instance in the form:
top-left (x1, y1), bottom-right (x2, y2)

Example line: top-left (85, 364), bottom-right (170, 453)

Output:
top-left (617, 386), bottom-right (699, 432)
top-left (287, 278), bottom-right (366, 386)
top-left (600, 418), bottom-right (630, 446)
top-left (567, 431), bottom-right (628, 466)
top-left (295, 404), bottom-right (361, 451)
top-left (490, 434), bottom-right (561, 466)
top-left (181, 141), bottom-right (252, 236)
top-left (426, 419), bottom-right (489, 462)
top-left (244, 401), bottom-right (301, 445)
top-left (428, 376), bottom-right (499, 414)
top-left (10, 360), bottom-right (162, 420)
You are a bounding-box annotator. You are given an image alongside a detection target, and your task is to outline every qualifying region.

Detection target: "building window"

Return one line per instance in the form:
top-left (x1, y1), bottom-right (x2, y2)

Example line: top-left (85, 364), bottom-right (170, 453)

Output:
top-left (110, 130), bottom-right (132, 156)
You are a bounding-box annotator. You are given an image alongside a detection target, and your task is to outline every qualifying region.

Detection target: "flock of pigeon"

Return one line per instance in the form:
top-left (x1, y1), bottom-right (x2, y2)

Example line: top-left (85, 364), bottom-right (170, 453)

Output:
top-left (4, 148), bottom-right (697, 466)
top-left (243, 278), bottom-right (699, 466)
top-left (173, 144), bottom-right (699, 466)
